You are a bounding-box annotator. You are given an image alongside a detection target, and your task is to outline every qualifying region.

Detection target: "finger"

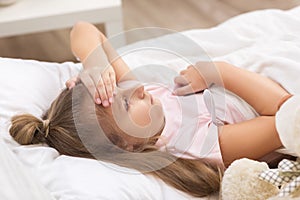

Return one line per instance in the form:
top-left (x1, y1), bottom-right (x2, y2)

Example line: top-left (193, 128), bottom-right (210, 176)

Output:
top-left (173, 84), bottom-right (194, 96)
top-left (68, 82), bottom-right (76, 89)
top-left (180, 69), bottom-right (187, 75)
top-left (93, 92), bottom-right (102, 105)
top-left (102, 74), bottom-right (113, 105)
top-left (66, 76), bottom-right (80, 89)
top-left (96, 77), bottom-right (109, 107)
top-left (66, 78), bottom-right (75, 88)
top-left (174, 75), bottom-right (189, 86)
top-left (109, 71), bottom-right (116, 96)
top-left (79, 72), bottom-right (98, 103)
top-left (65, 80), bottom-right (72, 88)
top-left (73, 76), bottom-right (81, 84)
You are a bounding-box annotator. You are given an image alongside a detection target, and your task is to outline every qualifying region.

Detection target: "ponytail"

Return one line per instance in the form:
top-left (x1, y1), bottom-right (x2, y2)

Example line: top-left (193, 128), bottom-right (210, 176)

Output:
top-left (10, 114), bottom-right (47, 145)
top-left (9, 87), bottom-right (93, 158)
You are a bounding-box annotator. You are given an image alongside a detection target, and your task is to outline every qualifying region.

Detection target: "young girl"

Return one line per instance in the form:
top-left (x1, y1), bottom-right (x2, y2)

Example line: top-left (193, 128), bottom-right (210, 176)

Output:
top-left (9, 22), bottom-right (291, 198)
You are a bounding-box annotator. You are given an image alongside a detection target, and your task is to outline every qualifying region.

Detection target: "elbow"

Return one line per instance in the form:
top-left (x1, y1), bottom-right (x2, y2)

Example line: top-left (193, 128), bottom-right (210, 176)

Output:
top-left (70, 21), bottom-right (90, 38)
top-left (70, 21), bottom-right (105, 43)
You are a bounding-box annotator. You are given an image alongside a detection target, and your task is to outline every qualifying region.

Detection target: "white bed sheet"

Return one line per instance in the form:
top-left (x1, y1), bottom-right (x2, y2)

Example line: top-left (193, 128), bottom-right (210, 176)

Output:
top-left (1, 6), bottom-right (300, 200)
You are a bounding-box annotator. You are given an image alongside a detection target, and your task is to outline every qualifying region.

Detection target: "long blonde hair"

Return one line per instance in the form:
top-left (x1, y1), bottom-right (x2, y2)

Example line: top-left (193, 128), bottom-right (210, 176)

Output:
top-left (9, 83), bottom-right (223, 197)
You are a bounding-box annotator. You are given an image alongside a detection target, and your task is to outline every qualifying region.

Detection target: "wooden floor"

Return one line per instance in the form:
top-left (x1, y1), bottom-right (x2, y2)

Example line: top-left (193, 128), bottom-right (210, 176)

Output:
top-left (1, 0), bottom-right (300, 62)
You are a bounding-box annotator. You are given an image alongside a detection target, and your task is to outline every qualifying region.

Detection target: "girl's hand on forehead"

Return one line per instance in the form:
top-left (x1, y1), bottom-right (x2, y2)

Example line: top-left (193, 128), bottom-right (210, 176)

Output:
top-left (80, 66), bottom-right (116, 107)
top-left (65, 66), bottom-right (116, 107)
top-left (173, 65), bottom-right (208, 96)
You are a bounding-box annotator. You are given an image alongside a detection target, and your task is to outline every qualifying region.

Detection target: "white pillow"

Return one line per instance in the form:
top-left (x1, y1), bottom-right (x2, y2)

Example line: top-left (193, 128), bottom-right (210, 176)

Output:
top-left (0, 57), bottom-right (203, 200)
top-left (0, 57), bottom-right (80, 143)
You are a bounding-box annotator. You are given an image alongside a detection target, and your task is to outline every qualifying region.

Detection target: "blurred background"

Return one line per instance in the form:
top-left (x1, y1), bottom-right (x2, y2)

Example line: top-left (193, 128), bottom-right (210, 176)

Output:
top-left (1, 0), bottom-right (300, 62)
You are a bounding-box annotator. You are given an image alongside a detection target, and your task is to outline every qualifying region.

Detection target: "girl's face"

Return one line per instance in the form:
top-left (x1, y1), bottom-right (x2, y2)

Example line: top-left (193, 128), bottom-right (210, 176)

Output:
top-left (111, 80), bottom-right (165, 147)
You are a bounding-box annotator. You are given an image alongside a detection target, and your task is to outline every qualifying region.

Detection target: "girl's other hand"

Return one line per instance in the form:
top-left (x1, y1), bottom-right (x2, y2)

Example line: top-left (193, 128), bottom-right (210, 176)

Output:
top-left (173, 65), bottom-right (207, 96)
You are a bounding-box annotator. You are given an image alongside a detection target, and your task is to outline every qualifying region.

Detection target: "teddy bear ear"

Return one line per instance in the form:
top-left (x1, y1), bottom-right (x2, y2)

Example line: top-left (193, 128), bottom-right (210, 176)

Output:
top-left (221, 158), bottom-right (279, 200)
top-left (275, 95), bottom-right (300, 157)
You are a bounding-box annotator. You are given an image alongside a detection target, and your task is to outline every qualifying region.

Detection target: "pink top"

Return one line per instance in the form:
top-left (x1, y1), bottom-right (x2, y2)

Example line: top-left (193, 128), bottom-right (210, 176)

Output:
top-left (146, 84), bottom-right (258, 165)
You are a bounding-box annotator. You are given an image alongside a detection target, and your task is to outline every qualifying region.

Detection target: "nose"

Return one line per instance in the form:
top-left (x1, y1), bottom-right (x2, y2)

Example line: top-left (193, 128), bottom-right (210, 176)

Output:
top-left (133, 85), bottom-right (145, 99)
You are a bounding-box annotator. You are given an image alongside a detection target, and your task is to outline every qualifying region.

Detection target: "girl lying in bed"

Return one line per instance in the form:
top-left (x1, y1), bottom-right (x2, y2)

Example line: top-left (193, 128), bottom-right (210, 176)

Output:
top-left (9, 22), bottom-right (292, 198)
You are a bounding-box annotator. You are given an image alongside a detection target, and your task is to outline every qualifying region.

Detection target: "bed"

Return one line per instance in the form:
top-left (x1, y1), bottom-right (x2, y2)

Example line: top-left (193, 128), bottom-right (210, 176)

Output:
top-left (1, 6), bottom-right (300, 199)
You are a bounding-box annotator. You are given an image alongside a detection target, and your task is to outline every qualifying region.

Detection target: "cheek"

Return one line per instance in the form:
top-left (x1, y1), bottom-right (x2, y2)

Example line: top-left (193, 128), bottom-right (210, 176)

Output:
top-left (129, 103), bottom-right (151, 126)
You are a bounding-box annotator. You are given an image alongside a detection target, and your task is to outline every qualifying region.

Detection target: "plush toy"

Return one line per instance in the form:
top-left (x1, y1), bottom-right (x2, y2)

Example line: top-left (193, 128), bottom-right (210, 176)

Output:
top-left (221, 96), bottom-right (300, 200)
top-left (221, 158), bottom-right (279, 200)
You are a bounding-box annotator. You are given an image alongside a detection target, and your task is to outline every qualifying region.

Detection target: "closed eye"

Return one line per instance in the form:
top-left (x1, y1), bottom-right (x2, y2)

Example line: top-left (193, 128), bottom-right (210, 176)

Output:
top-left (124, 98), bottom-right (129, 111)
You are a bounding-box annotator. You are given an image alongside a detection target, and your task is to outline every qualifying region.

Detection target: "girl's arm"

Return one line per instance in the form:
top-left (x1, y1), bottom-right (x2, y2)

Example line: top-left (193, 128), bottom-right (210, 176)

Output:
top-left (217, 62), bottom-right (290, 116)
top-left (68, 21), bottom-right (134, 106)
top-left (174, 61), bottom-right (291, 116)
top-left (219, 116), bottom-right (282, 167)
top-left (216, 62), bottom-right (291, 165)
top-left (70, 21), bottom-right (132, 82)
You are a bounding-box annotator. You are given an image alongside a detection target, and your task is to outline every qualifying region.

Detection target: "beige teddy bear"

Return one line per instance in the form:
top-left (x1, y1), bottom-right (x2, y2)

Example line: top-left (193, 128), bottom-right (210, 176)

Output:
top-left (221, 158), bottom-right (279, 200)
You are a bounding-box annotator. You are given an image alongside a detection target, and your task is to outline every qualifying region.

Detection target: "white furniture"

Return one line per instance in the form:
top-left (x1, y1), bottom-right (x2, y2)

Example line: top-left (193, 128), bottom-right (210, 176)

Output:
top-left (0, 0), bottom-right (123, 39)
